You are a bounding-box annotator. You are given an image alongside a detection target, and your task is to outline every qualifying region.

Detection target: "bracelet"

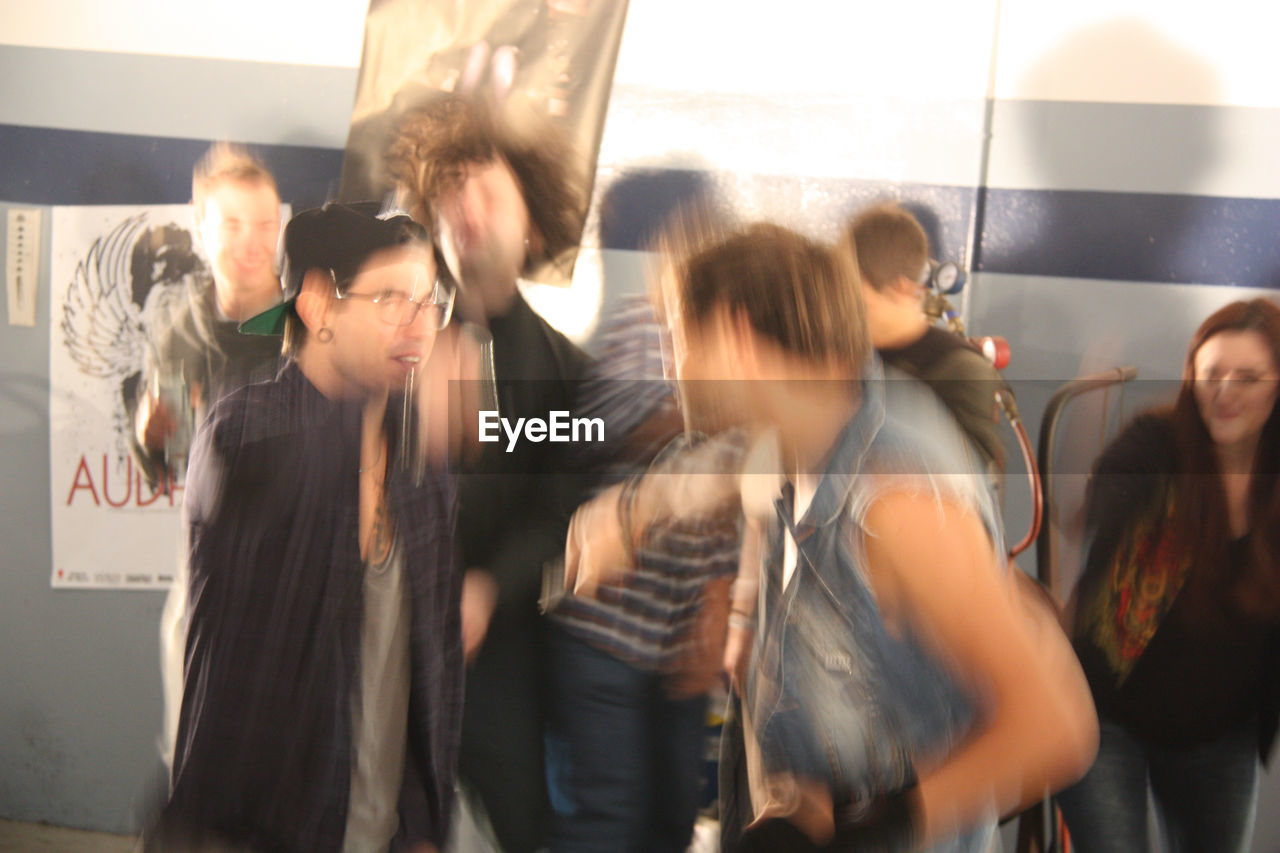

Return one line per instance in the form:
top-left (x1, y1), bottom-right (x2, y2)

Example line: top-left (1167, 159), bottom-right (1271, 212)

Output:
top-left (728, 612), bottom-right (757, 631)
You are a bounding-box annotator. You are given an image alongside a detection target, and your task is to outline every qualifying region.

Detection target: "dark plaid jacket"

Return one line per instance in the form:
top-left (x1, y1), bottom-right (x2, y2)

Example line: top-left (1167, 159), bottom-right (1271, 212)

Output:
top-left (158, 363), bottom-right (462, 852)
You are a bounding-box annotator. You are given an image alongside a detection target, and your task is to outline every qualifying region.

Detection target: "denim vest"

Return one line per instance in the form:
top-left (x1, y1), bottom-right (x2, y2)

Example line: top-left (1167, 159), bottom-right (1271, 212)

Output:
top-left (747, 366), bottom-right (1002, 851)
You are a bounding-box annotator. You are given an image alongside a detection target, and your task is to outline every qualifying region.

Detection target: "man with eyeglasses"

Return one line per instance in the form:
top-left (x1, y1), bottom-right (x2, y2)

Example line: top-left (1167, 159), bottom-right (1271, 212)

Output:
top-left (149, 202), bottom-right (462, 853)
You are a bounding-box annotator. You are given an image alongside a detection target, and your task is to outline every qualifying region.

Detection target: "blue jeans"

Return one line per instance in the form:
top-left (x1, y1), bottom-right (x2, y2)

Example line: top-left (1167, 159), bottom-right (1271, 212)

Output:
top-left (544, 626), bottom-right (708, 853)
top-left (1057, 718), bottom-right (1259, 853)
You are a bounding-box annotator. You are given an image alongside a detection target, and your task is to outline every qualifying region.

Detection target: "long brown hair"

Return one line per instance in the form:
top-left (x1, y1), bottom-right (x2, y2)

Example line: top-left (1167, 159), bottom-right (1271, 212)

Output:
top-left (1170, 298), bottom-right (1280, 609)
top-left (386, 96), bottom-right (585, 277)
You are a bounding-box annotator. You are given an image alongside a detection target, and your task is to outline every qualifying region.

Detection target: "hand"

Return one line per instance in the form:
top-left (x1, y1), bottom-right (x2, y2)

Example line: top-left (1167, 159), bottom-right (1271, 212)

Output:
top-left (665, 575), bottom-right (732, 700)
top-left (563, 484), bottom-right (634, 598)
top-left (743, 775), bottom-right (835, 850)
top-left (461, 569), bottom-right (499, 664)
top-left (137, 393), bottom-right (177, 452)
top-left (416, 324), bottom-right (493, 466)
top-left (723, 622), bottom-right (754, 696)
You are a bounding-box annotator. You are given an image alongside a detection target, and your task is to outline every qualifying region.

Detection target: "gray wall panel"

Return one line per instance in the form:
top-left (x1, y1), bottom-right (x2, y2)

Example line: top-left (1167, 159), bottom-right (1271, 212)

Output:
top-left (0, 201), bottom-right (166, 832)
top-left (0, 45), bottom-right (357, 148)
top-left (988, 99), bottom-right (1280, 198)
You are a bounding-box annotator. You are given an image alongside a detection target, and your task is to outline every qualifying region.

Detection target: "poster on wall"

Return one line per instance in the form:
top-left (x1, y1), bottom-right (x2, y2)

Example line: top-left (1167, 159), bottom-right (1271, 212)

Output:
top-left (49, 205), bottom-right (201, 589)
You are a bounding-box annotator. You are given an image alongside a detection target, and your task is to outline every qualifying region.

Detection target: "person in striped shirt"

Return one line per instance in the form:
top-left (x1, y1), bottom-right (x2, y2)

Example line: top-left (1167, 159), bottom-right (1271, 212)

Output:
top-left (544, 296), bottom-right (741, 852)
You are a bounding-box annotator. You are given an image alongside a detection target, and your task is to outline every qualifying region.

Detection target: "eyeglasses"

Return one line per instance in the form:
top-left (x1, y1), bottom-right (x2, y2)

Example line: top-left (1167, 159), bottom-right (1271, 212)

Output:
top-left (332, 270), bottom-right (456, 330)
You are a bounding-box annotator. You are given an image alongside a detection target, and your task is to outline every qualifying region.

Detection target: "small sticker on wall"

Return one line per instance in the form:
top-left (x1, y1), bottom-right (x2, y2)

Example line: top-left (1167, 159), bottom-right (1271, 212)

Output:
top-left (7, 208), bottom-right (42, 327)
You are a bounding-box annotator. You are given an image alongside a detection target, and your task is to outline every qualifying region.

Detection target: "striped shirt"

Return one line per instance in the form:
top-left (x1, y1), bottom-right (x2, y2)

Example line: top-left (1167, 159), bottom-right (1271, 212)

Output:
top-left (552, 297), bottom-right (741, 670)
top-left (554, 504), bottom-right (741, 671)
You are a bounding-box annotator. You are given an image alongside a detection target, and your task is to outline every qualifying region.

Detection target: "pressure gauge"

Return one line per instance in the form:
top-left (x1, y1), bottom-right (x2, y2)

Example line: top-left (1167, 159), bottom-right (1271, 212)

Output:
top-left (933, 260), bottom-right (964, 294)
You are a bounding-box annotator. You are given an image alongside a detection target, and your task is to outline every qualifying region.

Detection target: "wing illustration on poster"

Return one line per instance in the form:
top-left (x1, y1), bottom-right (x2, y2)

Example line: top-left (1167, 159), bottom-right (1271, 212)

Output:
top-left (50, 206), bottom-right (206, 589)
top-left (60, 213), bottom-right (205, 459)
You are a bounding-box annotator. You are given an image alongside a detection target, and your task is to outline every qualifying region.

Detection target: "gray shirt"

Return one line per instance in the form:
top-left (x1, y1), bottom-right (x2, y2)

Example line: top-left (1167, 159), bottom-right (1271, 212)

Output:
top-left (343, 539), bottom-right (411, 853)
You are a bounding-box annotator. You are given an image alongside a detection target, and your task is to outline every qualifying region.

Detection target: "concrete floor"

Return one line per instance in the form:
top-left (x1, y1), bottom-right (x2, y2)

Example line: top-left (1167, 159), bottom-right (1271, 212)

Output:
top-left (0, 815), bottom-right (719, 853)
top-left (0, 820), bottom-right (136, 853)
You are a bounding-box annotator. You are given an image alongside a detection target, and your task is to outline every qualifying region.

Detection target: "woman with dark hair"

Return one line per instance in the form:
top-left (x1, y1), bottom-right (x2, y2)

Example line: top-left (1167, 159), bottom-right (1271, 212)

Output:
top-left (1060, 298), bottom-right (1280, 852)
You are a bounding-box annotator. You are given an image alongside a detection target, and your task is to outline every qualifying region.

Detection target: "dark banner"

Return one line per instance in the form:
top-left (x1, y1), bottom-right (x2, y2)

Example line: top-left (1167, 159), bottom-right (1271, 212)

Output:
top-left (339, 0), bottom-right (630, 284)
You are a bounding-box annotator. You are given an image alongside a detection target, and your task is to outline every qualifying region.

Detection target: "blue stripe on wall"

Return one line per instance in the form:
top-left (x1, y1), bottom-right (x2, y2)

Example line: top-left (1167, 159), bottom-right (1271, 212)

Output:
top-left (595, 169), bottom-right (978, 262)
top-left (6, 129), bottom-right (1279, 289)
top-left (976, 188), bottom-right (1280, 287)
top-left (0, 124), bottom-right (344, 211)
top-left (596, 170), bottom-right (1280, 289)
